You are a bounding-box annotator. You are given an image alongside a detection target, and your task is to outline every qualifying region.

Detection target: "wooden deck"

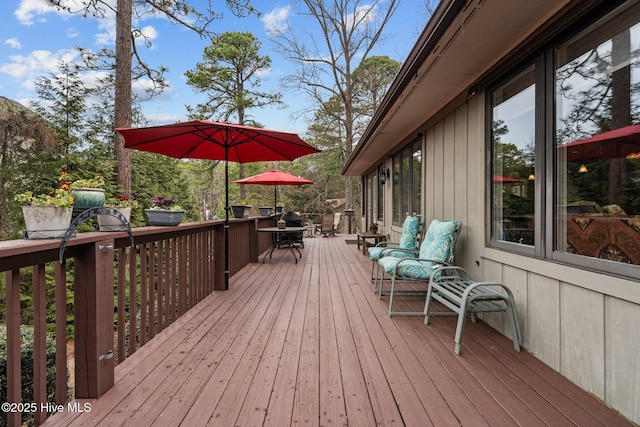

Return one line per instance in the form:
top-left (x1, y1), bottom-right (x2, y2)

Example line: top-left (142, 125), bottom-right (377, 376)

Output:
top-left (45, 235), bottom-right (633, 426)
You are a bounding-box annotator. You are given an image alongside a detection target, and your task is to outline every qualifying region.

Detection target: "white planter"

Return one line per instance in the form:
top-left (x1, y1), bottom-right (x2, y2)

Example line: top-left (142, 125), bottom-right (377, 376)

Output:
top-left (22, 206), bottom-right (73, 239)
top-left (97, 207), bottom-right (131, 231)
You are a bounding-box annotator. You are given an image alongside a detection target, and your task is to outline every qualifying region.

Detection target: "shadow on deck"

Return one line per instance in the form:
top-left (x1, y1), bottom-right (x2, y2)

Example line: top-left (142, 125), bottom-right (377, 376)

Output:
top-left (45, 234), bottom-right (632, 426)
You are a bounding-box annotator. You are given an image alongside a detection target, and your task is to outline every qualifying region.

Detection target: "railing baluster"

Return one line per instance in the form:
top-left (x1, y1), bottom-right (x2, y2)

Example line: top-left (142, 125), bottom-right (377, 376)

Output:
top-left (5, 269), bottom-right (21, 427)
top-left (117, 247), bottom-right (126, 362)
top-left (128, 247), bottom-right (137, 356)
top-left (33, 264), bottom-right (47, 425)
top-left (54, 262), bottom-right (67, 404)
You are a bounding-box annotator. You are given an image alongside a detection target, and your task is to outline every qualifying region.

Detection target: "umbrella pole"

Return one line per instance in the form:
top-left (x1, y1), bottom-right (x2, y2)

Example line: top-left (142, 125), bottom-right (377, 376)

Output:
top-left (274, 184), bottom-right (277, 212)
top-left (224, 153), bottom-right (230, 290)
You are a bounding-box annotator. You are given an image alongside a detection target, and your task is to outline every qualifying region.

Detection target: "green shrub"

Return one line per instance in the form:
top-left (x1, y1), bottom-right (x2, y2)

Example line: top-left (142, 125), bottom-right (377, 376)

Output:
top-left (0, 325), bottom-right (59, 426)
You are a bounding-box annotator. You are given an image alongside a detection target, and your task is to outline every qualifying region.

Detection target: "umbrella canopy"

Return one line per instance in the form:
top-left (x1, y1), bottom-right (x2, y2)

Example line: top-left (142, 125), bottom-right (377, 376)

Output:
top-left (558, 123), bottom-right (640, 162)
top-left (493, 174), bottom-right (524, 183)
top-left (116, 120), bottom-right (320, 290)
top-left (234, 169), bottom-right (314, 210)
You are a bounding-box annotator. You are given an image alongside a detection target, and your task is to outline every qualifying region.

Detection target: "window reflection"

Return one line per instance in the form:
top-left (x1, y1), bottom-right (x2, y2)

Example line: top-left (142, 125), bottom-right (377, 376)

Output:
top-left (555, 4), bottom-right (640, 265)
top-left (490, 66), bottom-right (536, 245)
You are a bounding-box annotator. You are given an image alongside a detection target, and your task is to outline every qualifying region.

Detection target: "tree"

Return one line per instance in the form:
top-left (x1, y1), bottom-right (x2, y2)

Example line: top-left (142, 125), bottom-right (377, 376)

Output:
top-left (271, 0), bottom-right (399, 210)
top-left (0, 98), bottom-right (58, 239)
top-left (44, 0), bottom-right (257, 198)
top-left (352, 55), bottom-right (401, 138)
top-left (185, 31), bottom-right (283, 200)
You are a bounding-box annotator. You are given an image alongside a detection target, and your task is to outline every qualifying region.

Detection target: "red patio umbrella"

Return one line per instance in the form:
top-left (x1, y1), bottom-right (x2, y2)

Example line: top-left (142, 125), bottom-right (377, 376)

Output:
top-left (234, 169), bottom-right (314, 210)
top-left (116, 120), bottom-right (320, 289)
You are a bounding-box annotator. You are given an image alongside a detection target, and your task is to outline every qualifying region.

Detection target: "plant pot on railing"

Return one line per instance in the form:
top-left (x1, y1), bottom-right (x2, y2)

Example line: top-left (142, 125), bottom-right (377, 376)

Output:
top-left (259, 207), bottom-right (273, 216)
top-left (231, 205), bottom-right (251, 218)
top-left (145, 209), bottom-right (185, 226)
top-left (21, 206), bottom-right (73, 239)
top-left (97, 206), bottom-right (132, 231)
top-left (71, 187), bottom-right (105, 208)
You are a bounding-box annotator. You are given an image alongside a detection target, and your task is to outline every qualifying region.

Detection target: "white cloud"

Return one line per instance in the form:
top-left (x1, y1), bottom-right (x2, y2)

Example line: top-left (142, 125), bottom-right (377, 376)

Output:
top-left (4, 38), bottom-right (22, 49)
top-left (0, 50), bottom-right (73, 79)
top-left (346, 4), bottom-right (378, 28)
top-left (0, 49), bottom-right (78, 96)
top-left (66, 27), bottom-right (80, 38)
top-left (95, 19), bottom-right (116, 45)
top-left (14, 0), bottom-right (67, 25)
top-left (262, 6), bottom-right (290, 35)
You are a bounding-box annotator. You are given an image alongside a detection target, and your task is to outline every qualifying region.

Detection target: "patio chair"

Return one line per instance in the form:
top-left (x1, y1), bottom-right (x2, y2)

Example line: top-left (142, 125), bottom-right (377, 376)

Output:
top-left (321, 213), bottom-right (336, 237)
top-left (377, 219), bottom-right (461, 316)
top-left (333, 212), bottom-right (341, 234)
top-left (368, 214), bottom-right (423, 291)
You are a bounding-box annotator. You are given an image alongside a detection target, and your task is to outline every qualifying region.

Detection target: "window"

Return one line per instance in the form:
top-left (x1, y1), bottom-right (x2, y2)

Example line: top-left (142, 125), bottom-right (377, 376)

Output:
top-left (392, 139), bottom-right (422, 225)
top-left (377, 166), bottom-right (385, 222)
top-left (488, 0), bottom-right (640, 276)
top-left (555, 3), bottom-right (640, 268)
top-left (490, 66), bottom-right (536, 246)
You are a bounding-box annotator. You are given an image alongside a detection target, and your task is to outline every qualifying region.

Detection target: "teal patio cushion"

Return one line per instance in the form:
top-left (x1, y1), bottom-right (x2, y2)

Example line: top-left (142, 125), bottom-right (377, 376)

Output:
top-left (367, 215), bottom-right (420, 261)
top-left (418, 219), bottom-right (460, 263)
top-left (378, 219), bottom-right (460, 278)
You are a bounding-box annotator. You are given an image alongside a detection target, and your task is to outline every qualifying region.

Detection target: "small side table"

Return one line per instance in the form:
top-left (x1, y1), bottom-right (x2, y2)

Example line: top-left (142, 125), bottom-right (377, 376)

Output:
top-left (356, 232), bottom-right (386, 255)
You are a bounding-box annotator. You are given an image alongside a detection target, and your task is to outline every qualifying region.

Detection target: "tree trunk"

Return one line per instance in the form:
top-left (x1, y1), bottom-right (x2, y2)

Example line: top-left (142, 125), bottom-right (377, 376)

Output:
top-left (114, 0), bottom-right (133, 197)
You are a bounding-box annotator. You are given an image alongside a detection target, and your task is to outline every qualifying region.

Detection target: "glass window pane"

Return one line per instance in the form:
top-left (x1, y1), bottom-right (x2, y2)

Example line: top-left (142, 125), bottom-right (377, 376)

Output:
top-left (402, 148), bottom-right (410, 217)
top-left (491, 66), bottom-right (536, 245)
top-left (555, 4), bottom-right (640, 266)
top-left (392, 155), bottom-right (402, 224)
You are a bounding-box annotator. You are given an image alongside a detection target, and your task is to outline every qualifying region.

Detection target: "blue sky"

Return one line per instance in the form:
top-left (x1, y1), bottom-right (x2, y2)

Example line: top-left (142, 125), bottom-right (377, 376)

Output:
top-left (0, 1), bottom-right (431, 134)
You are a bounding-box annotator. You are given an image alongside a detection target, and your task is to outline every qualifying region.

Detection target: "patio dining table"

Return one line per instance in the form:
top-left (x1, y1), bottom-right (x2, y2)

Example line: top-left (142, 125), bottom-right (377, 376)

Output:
top-left (258, 226), bottom-right (308, 263)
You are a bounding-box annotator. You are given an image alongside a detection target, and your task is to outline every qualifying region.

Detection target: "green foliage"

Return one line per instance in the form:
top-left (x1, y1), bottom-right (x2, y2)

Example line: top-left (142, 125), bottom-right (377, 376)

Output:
top-left (185, 31), bottom-right (282, 123)
top-left (0, 325), bottom-right (61, 426)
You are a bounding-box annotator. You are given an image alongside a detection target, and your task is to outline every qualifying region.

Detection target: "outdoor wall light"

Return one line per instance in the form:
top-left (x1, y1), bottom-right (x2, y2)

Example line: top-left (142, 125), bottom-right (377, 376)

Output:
top-left (578, 164), bottom-right (588, 173)
top-left (379, 167), bottom-right (390, 185)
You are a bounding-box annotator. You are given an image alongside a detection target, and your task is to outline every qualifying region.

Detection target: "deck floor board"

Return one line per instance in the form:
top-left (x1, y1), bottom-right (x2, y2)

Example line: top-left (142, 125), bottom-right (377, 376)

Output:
top-left (44, 235), bottom-right (633, 426)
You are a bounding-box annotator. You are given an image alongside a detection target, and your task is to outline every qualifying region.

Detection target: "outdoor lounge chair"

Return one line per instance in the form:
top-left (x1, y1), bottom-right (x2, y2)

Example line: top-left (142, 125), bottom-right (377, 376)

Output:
top-left (321, 213), bottom-right (336, 237)
top-left (368, 214), bottom-right (423, 292)
top-left (377, 219), bottom-right (461, 316)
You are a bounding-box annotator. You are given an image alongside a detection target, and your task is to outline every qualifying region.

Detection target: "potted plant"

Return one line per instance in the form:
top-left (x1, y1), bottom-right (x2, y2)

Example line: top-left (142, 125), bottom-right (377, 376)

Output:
top-left (275, 203), bottom-right (284, 214)
top-left (258, 206), bottom-right (273, 216)
top-left (69, 174), bottom-right (106, 208)
top-left (369, 222), bottom-right (379, 234)
top-left (145, 195), bottom-right (185, 226)
top-left (231, 200), bottom-right (251, 218)
top-left (98, 195), bottom-right (139, 231)
top-left (14, 187), bottom-right (75, 239)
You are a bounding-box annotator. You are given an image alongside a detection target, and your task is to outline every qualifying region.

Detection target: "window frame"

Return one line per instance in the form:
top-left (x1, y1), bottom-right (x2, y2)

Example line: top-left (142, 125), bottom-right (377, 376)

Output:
top-left (486, 0), bottom-right (640, 280)
top-left (392, 137), bottom-right (422, 226)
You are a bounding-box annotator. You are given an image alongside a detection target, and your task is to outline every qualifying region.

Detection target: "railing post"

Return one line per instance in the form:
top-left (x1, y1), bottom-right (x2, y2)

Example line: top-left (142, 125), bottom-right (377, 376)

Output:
top-left (73, 238), bottom-right (115, 398)
top-left (249, 219), bottom-right (258, 263)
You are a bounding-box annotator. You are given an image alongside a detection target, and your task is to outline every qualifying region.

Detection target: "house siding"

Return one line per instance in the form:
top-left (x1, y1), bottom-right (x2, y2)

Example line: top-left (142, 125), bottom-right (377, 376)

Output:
top-left (381, 93), bottom-right (640, 422)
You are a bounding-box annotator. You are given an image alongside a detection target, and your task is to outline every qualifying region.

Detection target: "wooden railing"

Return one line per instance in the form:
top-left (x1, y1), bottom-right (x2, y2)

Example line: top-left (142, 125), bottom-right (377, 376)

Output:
top-left (0, 215), bottom-right (275, 426)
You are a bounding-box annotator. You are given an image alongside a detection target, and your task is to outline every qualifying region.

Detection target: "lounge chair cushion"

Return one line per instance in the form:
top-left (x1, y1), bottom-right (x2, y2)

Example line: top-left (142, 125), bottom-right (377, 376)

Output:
top-left (367, 215), bottom-right (420, 261)
top-left (418, 219), bottom-right (460, 262)
top-left (378, 219), bottom-right (460, 278)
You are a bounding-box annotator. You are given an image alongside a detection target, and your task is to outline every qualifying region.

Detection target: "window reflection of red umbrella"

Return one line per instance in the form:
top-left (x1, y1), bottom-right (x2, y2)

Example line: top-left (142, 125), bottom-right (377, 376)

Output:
top-left (234, 169), bottom-right (314, 211)
top-left (116, 120), bottom-right (320, 289)
top-left (493, 174), bottom-right (524, 183)
top-left (559, 123), bottom-right (640, 162)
